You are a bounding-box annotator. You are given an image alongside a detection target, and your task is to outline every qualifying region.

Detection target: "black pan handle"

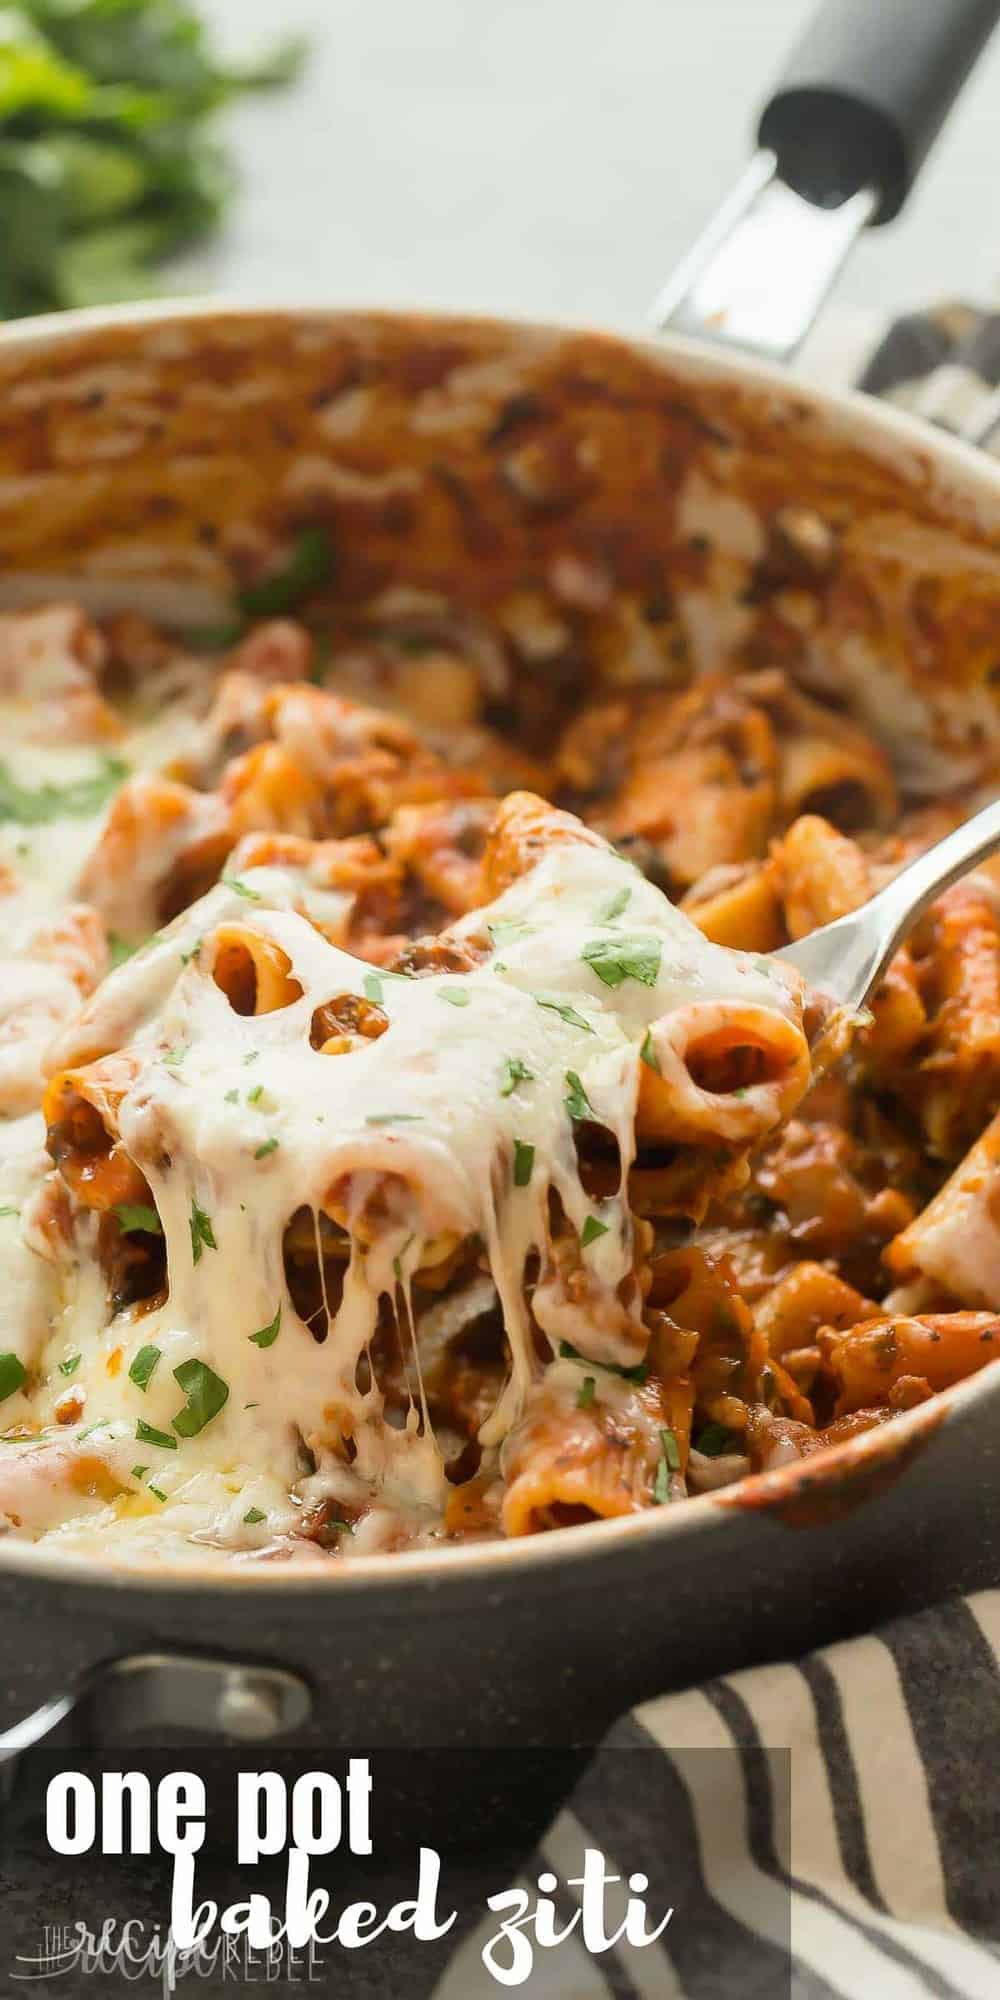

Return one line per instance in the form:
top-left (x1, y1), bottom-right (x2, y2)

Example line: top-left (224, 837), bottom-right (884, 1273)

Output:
top-left (758, 0), bottom-right (1000, 224)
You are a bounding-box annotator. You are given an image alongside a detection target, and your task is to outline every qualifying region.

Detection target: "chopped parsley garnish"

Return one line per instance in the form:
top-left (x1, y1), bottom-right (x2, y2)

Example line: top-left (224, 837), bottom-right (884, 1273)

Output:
top-left (172, 1359), bottom-right (230, 1438)
top-left (254, 1137), bottom-right (279, 1160)
top-left (661, 1426), bottom-right (681, 1471)
top-left (243, 1049), bottom-right (260, 1065)
top-left (654, 1427), bottom-right (681, 1504)
top-left (109, 934), bottom-right (134, 970)
top-left (500, 1056), bottom-right (535, 1097)
top-left (131, 1465), bottom-right (149, 1481)
top-left (695, 1423), bottom-right (741, 1458)
top-left (582, 935), bottom-right (662, 990)
top-left (222, 875), bottom-right (262, 902)
top-left (246, 1084), bottom-right (264, 1105)
top-left (595, 886), bottom-right (632, 924)
top-left (189, 1199), bottom-right (217, 1264)
top-left (318, 1515), bottom-right (356, 1543)
top-left (238, 527), bottom-right (334, 619)
top-left (163, 1045), bottom-right (187, 1068)
top-left (564, 1071), bottom-right (593, 1122)
top-left (249, 1306), bottom-right (281, 1349)
top-left (58, 1354), bottom-right (81, 1378)
top-left (136, 1419), bottom-right (176, 1452)
top-left (535, 996), bottom-right (593, 1032)
top-left (363, 972), bottom-right (384, 1004)
top-left (244, 1506), bottom-right (267, 1526)
top-left (580, 1215), bottom-right (609, 1248)
top-left (640, 1027), bottom-right (661, 1074)
top-left (180, 941), bottom-right (202, 966)
top-left (114, 1204), bottom-right (162, 1237)
top-left (0, 1353), bottom-right (26, 1403)
top-left (366, 1113), bottom-right (424, 1126)
top-left (128, 1345), bottom-right (161, 1393)
top-left (0, 755), bottom-right (128, 826)
top-left (224, 1088), bottom-right (239, 1104)
top-left (512, 1139), bottom-right (535, 1188)
top-left (577, 1375), bottom-right (597, 1410)
top-left (0, 1206), bottom-right (19, 1220)
top-left (438, 987), bottom-right (470, 1008)
top-left (559, 1341), bottom-right (649, 1385)
top-left (488, 919), bottom-right (531, 949)
top-left (392, 1234), bottom-right (415, 1285)
top-left (149, 1486), bottom-right (168, 1503)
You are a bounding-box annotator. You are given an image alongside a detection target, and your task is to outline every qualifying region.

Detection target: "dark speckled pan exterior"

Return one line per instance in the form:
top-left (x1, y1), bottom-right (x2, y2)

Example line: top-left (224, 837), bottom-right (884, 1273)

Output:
top-left (1, 302), bottom-right (999, 1754)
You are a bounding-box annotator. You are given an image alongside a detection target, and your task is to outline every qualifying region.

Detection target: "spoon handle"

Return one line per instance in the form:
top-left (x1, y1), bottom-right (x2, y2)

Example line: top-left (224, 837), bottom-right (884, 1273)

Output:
top-left (777, 796), bottom-right (1000, 1007)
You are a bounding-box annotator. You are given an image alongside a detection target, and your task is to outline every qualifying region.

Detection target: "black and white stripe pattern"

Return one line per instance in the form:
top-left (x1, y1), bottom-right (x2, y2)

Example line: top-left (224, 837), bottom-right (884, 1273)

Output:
top-left (434, 1595), bottom-right (1000, 1998)
top-left (431, 317), bottom-right (1000, 2000)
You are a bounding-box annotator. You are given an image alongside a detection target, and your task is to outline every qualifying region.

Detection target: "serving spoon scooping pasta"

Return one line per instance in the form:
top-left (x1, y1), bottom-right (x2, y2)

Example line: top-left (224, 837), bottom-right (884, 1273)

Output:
top-left (776, 796), bottom-right (1000, 1007)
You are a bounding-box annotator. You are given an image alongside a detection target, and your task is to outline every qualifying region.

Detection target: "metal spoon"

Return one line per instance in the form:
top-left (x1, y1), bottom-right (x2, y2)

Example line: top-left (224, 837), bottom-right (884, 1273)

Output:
top-left (776, 796), bottom-right (1000, 1007)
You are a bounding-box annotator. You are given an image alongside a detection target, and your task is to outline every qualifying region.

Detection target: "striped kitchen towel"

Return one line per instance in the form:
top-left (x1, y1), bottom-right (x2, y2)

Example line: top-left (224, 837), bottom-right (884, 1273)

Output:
top-left (435, 1592), bottom-right (1000, 1999)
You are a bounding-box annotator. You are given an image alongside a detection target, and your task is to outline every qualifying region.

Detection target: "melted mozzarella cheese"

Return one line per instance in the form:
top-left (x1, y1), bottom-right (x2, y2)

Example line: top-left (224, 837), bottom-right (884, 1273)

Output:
top-left (1, 833), bottom-right (804, 1563)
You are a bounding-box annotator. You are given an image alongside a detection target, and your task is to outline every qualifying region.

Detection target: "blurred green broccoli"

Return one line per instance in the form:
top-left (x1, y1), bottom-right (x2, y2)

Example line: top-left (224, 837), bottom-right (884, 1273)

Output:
top-left (0, 2), bottom-right (305, 317)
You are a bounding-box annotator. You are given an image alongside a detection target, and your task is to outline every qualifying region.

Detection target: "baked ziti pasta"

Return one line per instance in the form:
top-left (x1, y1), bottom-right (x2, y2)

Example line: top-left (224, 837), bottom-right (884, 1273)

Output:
top-left (0, 590), bottom-right (993, 1565)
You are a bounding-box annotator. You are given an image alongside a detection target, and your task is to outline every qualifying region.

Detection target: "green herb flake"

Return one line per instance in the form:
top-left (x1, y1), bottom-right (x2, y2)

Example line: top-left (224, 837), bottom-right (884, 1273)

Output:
top-left (224, 1088), bottom-right (239, 1104)
top-left (0, 1206), bottom-right (19, 1220)
top-left (319, 1515), bottom-right (356, 1544)
top-left (108, 933), bottom-right (134, 970)
top-left (131, 1465), bottom-right (149, 1482)
top-left (148, 1486), bottom-right (168, 1504)
top-left (239, 528), bottom-right (334, 619)
top-left (392, 1233), bottom-right (415, 1285)
top-left (582, 935), bottom-right (662, 990)
top-left (535, 996), bottom-right (593, 1032)
top-left (580, 1215), bottom-right (609, 1249)
top-left (222, 876), bottom-right (262, 902)
top-left (595, 886), bottom-right (632, 924)
top-left (564, 1070), bottom-right (593, 1122)
top-left (0, 1353), bottom-right (27, 1403)
top-left (640, 1029), bottom-right (661, 1075)
top-left (0, 755), bottom-right (128, 826)
top-left (437, 987), bottom-right (470, 1008)
top-left (243, 1506), bottom-right (267, 1526)
top-left (246, 1083), bottom-right (264, 1105)
top-left (500, 1056), bottom-right (534, 1097)
top-left (172, 1359), bottom-right (229, 1439)
top-left (559, 1340), bottom-right (649, 1385)
top-left (365, 1113), bottom-right (425, 1126)
top-left (128, 1345), bottom-right (161, 1393)
top-left (180, 940), bottom-right (202, 966)
top-left (58, 1354), bottom-right (81, 1378)
top-left (363, 972), bottom-right (384, 1004)
top-left (512, 1139), bottom-right (535, 1188)
top-left (695, 1423), bottom-right (741, 1458)
top-left (577, 1375), bottom-right (597, 1410)
top-left (249, 1306), bottom-right (281, 1349)
top-left (254, 1137), bottom-right (279, 1160)
top-left (114, 1203), bottom-right (162, 1237)
top-left (654, 1427), bottom-right (681, 1505)
top-left (136, 1419), bottom-right (177, 1452)
top-left (162, 1045), bottom-right (187, 1068)
top-left (488, 919), bottom-right (531, 949)
top-left (189, 1200), bottom-right (217, 1265)
top-left (243, 1049), bottom-right (260, 1065)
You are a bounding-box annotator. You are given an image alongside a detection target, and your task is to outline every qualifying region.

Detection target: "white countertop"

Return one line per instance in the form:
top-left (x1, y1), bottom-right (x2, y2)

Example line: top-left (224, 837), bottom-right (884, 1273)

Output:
top-left (191, 0), bottom-right (1000, 378)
